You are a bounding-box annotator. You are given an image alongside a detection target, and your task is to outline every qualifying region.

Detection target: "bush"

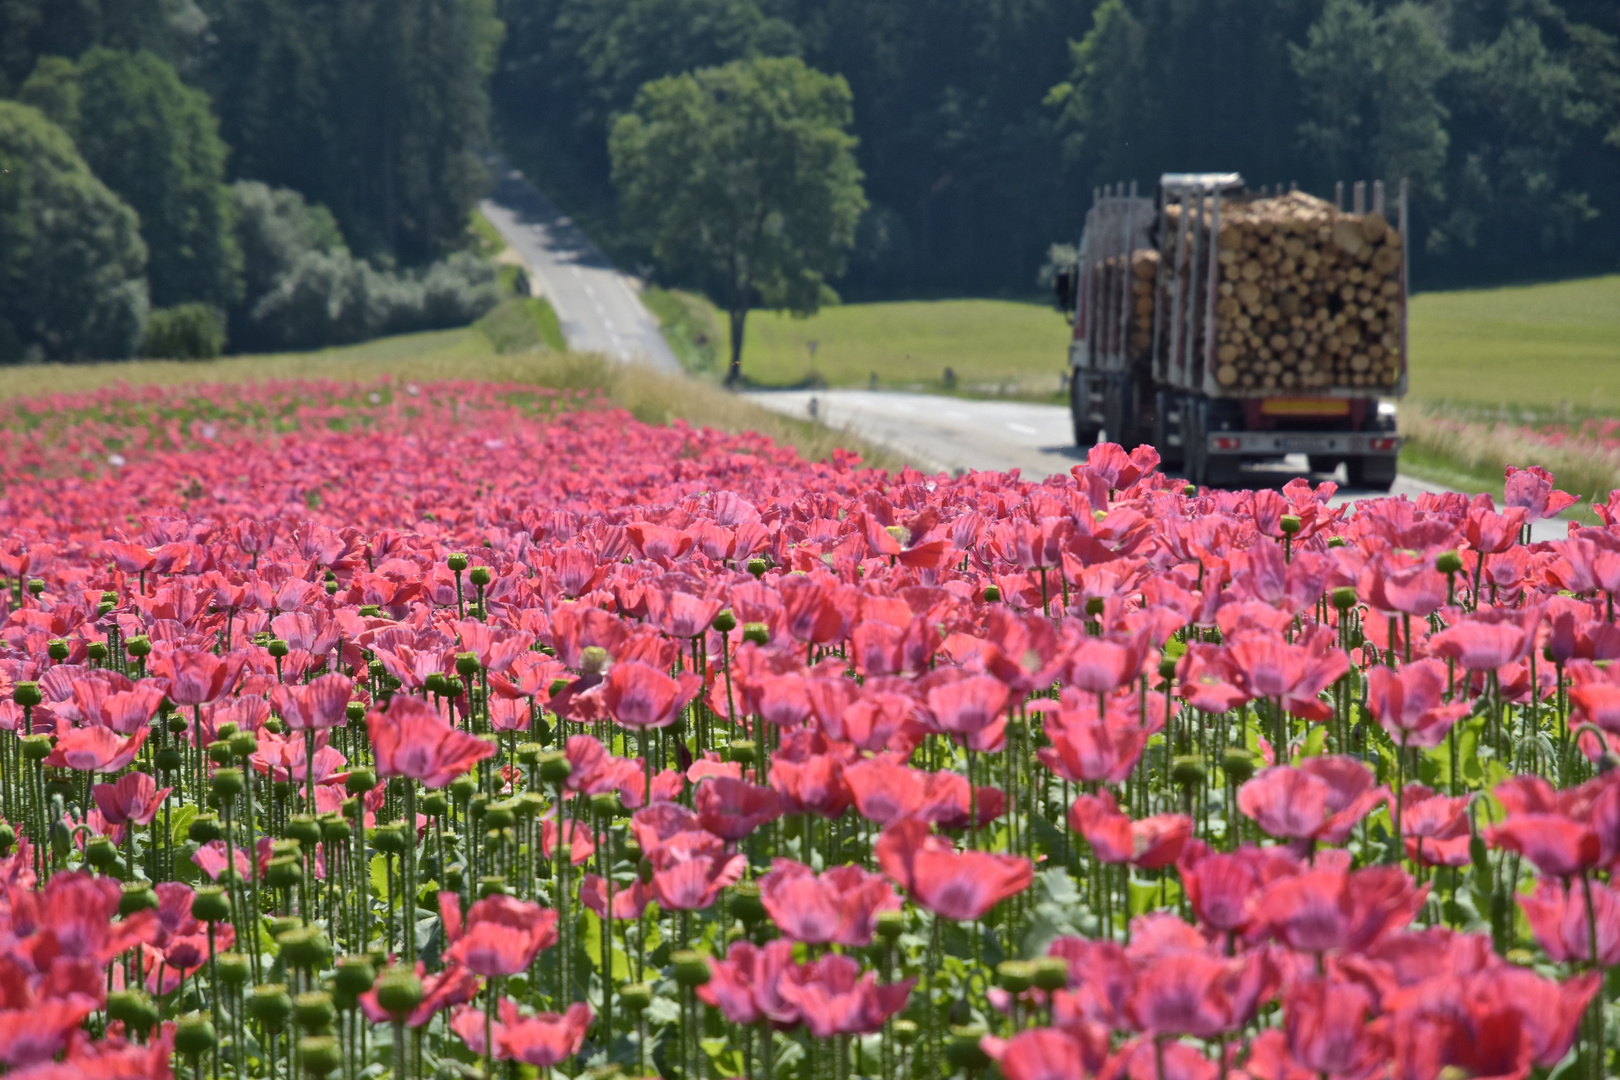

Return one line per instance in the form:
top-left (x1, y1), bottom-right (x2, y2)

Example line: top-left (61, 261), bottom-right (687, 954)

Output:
top-left (0, 101), bottom-right (148, 361)
top-left (142, 303), bottom-right (226, 359)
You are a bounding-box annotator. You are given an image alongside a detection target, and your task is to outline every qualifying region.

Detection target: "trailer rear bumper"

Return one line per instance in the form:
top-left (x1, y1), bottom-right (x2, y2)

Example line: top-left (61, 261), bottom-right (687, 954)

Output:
top-left (1205, 432), bottom-right (1401, 456)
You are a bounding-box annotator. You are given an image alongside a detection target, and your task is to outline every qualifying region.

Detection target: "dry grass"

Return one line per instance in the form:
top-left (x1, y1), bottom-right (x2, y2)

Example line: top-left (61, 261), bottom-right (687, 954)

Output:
top-left (1401, 403), bottom-right (1620, 510)
top-left (0, 328), bottom-right (910, 471)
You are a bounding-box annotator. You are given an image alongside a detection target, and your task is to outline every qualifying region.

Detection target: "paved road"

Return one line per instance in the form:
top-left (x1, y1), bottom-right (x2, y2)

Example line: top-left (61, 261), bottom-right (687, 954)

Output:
top-left (744, 389), bottom-right (1566, 541)
top-left (480, 163), bottom-right (679, 372)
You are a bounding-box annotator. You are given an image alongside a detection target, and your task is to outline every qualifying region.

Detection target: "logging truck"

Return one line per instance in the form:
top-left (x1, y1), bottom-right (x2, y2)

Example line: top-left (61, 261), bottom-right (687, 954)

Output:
top-left (1055, 173), bottom-right (1405, 490)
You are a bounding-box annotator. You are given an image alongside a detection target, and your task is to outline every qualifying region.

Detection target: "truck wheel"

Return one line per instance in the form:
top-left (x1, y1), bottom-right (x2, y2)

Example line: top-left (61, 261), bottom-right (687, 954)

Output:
top-left (1307, 455), bottom-right (1342, 477)
top-left (1070, 375), bottom-right (1097, 447)
top-left (1347, 455), bottom-right (1398, 492)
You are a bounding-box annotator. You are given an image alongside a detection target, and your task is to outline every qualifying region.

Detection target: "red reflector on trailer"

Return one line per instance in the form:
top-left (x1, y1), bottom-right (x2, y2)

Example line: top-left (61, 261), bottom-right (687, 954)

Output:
top-left (1213, 437), bottom-right (1241, 450)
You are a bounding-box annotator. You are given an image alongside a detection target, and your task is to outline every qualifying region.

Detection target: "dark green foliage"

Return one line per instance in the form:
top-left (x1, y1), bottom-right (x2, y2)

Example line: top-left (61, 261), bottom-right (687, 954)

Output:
top-left (0, 102), bottom-right (148, 361)
top-left (142, 302), bottom-right (227, 359)
top-left (610, 57), bottom-right (866, 382)
top-left (0, 0), bottom-right (192, 94)
top-left (24, 48), bottom-right (242, 309)
top-left (229, 181), bottom-right (345, 317)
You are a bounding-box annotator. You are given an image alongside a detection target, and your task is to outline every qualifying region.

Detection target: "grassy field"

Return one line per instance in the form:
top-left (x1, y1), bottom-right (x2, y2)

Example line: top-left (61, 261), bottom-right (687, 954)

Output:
top-left (0, 322), bottom-right (904, 469)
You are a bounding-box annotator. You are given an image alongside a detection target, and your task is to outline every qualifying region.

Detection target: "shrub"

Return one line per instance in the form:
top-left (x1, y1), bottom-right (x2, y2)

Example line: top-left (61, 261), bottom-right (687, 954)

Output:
top-left (141, 303), bottom-right (226, 359)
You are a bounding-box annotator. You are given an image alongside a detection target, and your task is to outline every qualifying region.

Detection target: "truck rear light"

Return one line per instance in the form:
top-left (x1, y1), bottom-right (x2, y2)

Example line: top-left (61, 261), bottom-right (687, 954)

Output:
top-left (1368, 437), bottom-right (1398, 452)
top-left (1213, 436), bottom-right (1241, 451)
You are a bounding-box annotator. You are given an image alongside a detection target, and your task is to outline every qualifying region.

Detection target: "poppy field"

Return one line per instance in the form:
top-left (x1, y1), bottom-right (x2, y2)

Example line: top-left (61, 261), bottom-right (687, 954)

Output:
top-left (3, 376), bottom-right (1619, 1080)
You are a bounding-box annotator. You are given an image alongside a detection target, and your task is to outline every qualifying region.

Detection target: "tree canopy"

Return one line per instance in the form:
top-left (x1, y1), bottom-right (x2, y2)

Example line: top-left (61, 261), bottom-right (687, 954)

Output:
top-left (610, 56), bottom-right (866, 383)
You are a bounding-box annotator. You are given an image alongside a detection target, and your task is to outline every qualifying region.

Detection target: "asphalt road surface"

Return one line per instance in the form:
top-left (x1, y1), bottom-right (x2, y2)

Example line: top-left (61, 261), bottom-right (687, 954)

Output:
top-left (744, 389), bottom-right (1566, 541)
top-left (480, 162), bottom-right (680, 373)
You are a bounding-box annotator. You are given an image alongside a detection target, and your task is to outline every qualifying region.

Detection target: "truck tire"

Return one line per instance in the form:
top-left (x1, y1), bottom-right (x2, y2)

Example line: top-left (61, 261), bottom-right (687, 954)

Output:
top-left (1347, 455), bottom-right (1398, 492)
top-left (1307, 455), bottom-right (1342, 477)
top-left (1102, 376), bottom-right (1136, 448)
top-left (1069, 374), bottom-right (1097, 447)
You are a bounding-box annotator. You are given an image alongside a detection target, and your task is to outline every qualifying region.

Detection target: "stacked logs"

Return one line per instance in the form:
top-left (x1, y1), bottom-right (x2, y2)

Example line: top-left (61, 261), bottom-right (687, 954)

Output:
top-left (1091, 249), bottom-right (1158, 361)
top-left (1167, 191), bottom-right (1405, 393)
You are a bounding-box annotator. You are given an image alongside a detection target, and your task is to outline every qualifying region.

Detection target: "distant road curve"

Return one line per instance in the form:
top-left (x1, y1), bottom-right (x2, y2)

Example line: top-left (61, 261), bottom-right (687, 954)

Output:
top-left (744, 388), bottom-right (1565, 542)
top-left (479, 159), bottom-right (680, 373)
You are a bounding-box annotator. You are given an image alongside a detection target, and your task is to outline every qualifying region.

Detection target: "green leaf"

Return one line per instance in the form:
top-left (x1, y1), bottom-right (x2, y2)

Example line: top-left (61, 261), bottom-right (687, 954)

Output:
top-left (168, 804), bottom-right (197, 846)
top-left (369, 854), bottom-right (390, 898)
top-left (580, 911), bottom-right (631, 983)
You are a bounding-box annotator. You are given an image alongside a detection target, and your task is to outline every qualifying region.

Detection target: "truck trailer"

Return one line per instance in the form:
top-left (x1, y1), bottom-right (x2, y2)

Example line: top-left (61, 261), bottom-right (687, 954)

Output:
top-left (1055, 173), bottom-right (1405, 490)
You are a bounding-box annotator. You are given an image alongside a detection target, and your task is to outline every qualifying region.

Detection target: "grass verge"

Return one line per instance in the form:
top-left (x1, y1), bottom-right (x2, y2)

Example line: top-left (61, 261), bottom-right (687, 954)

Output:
top-left (0, 327), bottom-right (908, 471)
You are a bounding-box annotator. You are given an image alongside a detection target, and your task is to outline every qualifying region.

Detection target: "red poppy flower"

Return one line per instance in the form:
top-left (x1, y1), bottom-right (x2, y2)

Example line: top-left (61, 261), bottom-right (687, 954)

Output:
top-left (271, 672), bottom-right (354, 730)
top-left (44, 726), bottom-right (148, 773)
top-left (1068, 789), bottom-right (1191, 869)
top-left (759, 860), bottom-right (901, 947)
top-left (1065, 627), bottom-right (1154, 695)
top-left (694, 776), bottom-right (783, 840)
top-left (875, 818), bottom-right (1031, 921)
top-left (1237, 757), bottom-right (1386, 844)
top-left (923, 674), bottom-right (1010, 742)
top-left (1221, 630), bottom-right (1348, 721)
top-left (496, 1001), bottom-right (593, 1067)
top-left (1517, 877), bottom-right (1620, 966)
top-left (152, 648), bottom-right (245, 706)
top-left (1036, 689), bottom-right (1150, 786)
top-left (1250, 865), bottom-right (1424, 954)
top-left (360, 962), bottom-right (482, 1028)
top-left (776, 953), bottom-right (913, 1038)
top-left (579, 874), bottom-right (653, 921)
top-left (1125, 948), bottom-right (1274, 1039)
top-left (981, 1028), bottom-right (1090, 1080)
top-left (601, 660), bottom-right (702, 730)
top-left (443, 895), bottom-right (559, 977)
top-left (92, 771), bottom-right (170, 826)
top-left (696, 939), bottom-right (799, 1026)
top-left (1365, 659), bottom-right (1470, 748)
top-left (650, 851), bottom-right (747, 911)
top-left (367, 696), bottom-right (496, 788)
top-left (1506, 464), bottom-right (1579, 520)
top-left (1177, 842), bottom-right (1301, 936)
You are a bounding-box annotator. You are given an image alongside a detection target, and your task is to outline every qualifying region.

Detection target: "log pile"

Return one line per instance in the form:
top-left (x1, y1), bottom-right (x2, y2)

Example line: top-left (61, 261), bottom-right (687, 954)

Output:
top-left (1168, 191), bottom-right (1405, 393)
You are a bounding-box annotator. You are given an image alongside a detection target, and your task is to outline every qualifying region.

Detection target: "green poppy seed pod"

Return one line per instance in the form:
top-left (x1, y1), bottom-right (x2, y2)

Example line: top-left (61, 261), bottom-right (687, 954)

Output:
top-left (325, 581), bottom-right (339, 595)
top-left (47, 639), bottom-right (69, 662)
top-left (371, 824), bottom-right (407, 855)
top-left (188, 812), bottom-right (223, 844)
top-left (345, 701), bottom-right (367, 725)
top-left (193, 886), bottom-right (231, 924)
top-left (538, 750), bottom-right (572, 785)
top-left (1436, 550), bottom-right (1463, 575)
top-left (1278, 514), bottom-right (1302, 535)
top-left (279, 926), bottom-right (332, 972)
top-left (251, 983), bottom-right (294, 1031)
top-left (0, 821), bottom-right (14, 856)
top-left (155, 746), bottom-right (184, 773)
top-left (126, 635), bottom-right (152, 658)
top-left (299, 1035), bottom-right (343, 1078)
top-left (447, 553), bottom-right (469, 572)
top-left (1158, 655), bottom-right (1179, 681)
top-left (621, 839), bottom-right (643, 865)
top-left (11, 681), bottom-right (41, 709)
top-left (589, 792), bottom-right (620, 818)
top-left (478, 875), bottom-right (508, 898)
top-left (167, 714), bottom-right (190, 735)
top-left (516, 742), bottom-right (544, 767)
top-left (729, 882), bottom-right (766, 925)
top-left (267, 638), bottom-right (290, 659)
top-left (1331, 586), bottom-right (1358, 610)
top-left (263, 718), bottom-right (284, 735)
top-left (1182, 484), bottom-right (1197, 497)
top-left (217, 722), bottom-right (239, 740)
top-left (85, 835), bottom-right (120, 870)
top-left (174, 1013), bottom-right (217, 1058)
top-left (293, 990), bottom-right (336, 1034)
top-left (619, 983), bottom-right (653, 1013)
top-left (119, 882), bottom-right (158, 917)
top-left (1031, 957), bottom-right (1069, 992)
top-left (421, 792), bottom-right (449, 817)
top-left (945, 1025), bottom-right (990, 1071)
top-left (269, 915), bottom-right (302, 941)
top-left (217, 952), bottom-right (251, 988)
top-left (320, 815), bottom-right (351, 844)
top-left (995, 960), bottom-right (1035, 994)
top-left (483, 802), bottom-right (516, 831)
top-left (286, 814), bottom-right (322, 848)
top-left (100, 590), bottom-right (119, 605)
top-left (874, 908), bottom-right (905, 942)
top-left (333, 955), bottom-right (377, 997)
top-left (580, 646), bottom-right (610, 676)
top-left (726, 740), bottom-right (757, 765)
top-left (423, 672), bottom-right (449, 697)
top-left (746, 557), bottom-right (769, 578)
top-left (469, 566), bottom-right (492, 588)
top-left (671, 950), bottom-right (711, 988)
top-left (265, 855), bottom-right (304, 890)
top-left (229, 731), bottom-right (259, 760)
top-left (1084, 595), bottom-right (1105, 617)
top-left (741, 622), bottom-right (770, 646)
top-left (359, 605), bottom-right (382, 619)
top-left (210, 767), bottom-right (245, 802)
top-left (982, 584), bottom-right (1001, 603)
top-left (1171, 755), bottom-right (1207, 787)
top-left (455, 652), bottom-right (481, 678)
top-left (1327, 535), bottom-right (1347, 548)
top-left (712, 608), bottom-right (737, 633)
top-left (893, 1019), bottom-right (919, 1046)
top-left (1220, 748), bottom-right (1258, 784)
top-left (86, 641), bottom-right (108, 663)
top-left (345, 768), bottom-right (376, 796)
top-left (517, 791), bottom-right (546, 819)
top-left (25, 579), bottom-right (43, 595)
top-left (107, 989), bottom-right (159, 1036)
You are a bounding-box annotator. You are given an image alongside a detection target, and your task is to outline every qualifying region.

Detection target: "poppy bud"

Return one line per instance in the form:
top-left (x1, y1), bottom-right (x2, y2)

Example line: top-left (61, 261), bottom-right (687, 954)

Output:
top-left (47, 639), bottom-right (69, 661)
top-left (325, 581), bottom-right (339, 595)
top-left (346, 701), bottom-right (367, 724)
top-left (372, 969), bottom-right (422, 1022)
top-left (193, 886), bottom-right (231, 924)
top-left (0, 822), bottom-right (13, 856)
top-left (893, 1019), bottom-right (919, 1046)
top-left (119, 882), bottom-right (158, 916)
top-left (995, 960), bottom-right (1034, 993)
top-left (20, 734), bottom-right (51, 762)
top-left (188, 813), bottom-right (223, 844)
top-left (208, 740), bottom-right (235, 766)
top-left (945, 1025), bottom-right (990, 1071)
top-left (424, 673), bottom-right (449, 696)
top-left (264, 718), bottom-right (285, 735)
top-left (345, 768), bottom-right (376, 795)
top-left (478, 875), bottom-right (508, 898)
top-left (590, 792), bottom-right (620, 817)
top-left (1327, 535), bottom-right (1346, 548)
top-left (1278, 515), bottom-right (1302, 535)
top-left (1182, 484), bottom-right (1197, 497)
top-left (726, 740), bottom-right (756, 765)
top-left (266, 855), bottom-right (304, 889)
top-left (518, 791), bottom-right (546, 819)
top-left (85, 836), bottom-right (119, 870)
top-left (713, 608), bottom-right (737, 633)
top-left (1220, 748), bottom-right (1257, 784)
top-left (217, 953), bottom-right (251, 988)
top-left (86, 641), bottom-right (107, 663)
top-left (538, 751), bottom-right (572, 784)
top-left (1158, 655), bottom-right (1178, 681)
top-left (372, 824), bottom-right (407, 855)
top-left (671, 950), bottom-right (710, 987)
top-left (11, 681), bottom-right (40, 708)
top-left (469, 566), bottom-right (492, 588)
top-left (321, 816), bottom-right (352, 843)
top-left (874, 909), bottom-right (905, 942)
top-left (126, 636), bottom-right (152, 658)
top-left (742, 623), bottom-right (770, 646)
top-left (26, 579), bottom-right (43, 595)
top-left (484, 802), bottom-right (516, 831)
top-left (333, 955), bottom-right (376, 997)
top-left (300, 1035), bottom-right (342, 1077)
top-left (747, 557), bottom-right (769, 578)
top-left (1435, 550), bottom-right (1463, 574)
top-left (1330, 586), bottom-right (1358, 610)
top-left (1031, 957), bottom-right (1069, 992)
top-left (267, 638), bottom-right (290, 659)
top-left (168, 714), bottom-right (190, 735)
top-left (447, 553), bottom-right (469, 572)
top-left (101, 590), bottom-right (119, 605)
top-left (174, 1013), bottom-right (217, 1059)
top-left (228, 731), bottom-right (258, 759)
top-left (421, 792), bottom-right (449, 817)
top-left (359, 605), bottom-right (382, 618)
top-left (580, 646), bottom-right (610, 675)
top-left (729, 882), bottom-right (766, 925)
top-left (107, 990), bottom-right (159, 1038)
top-left (619, 983), bottom-right (653, 1012)
top-left (1172, 755), bottom-right (1207, 787)
top-left (445, 865), bottom-right (465, 890)
top-left (949, 998), bottom-right (974, 1026)
top-left (287, 814), bottom-right (322, 848)
top-left (455, 652), bottom-right (481, 678)
top-left (1084, 596), bottom-right (1105, 617)
top-left (280, 926), bottom-right (332, 972)
top-left (293, 990), bottom-right (336, 1034)
top-left (156, 746), bottom-right (184, 773)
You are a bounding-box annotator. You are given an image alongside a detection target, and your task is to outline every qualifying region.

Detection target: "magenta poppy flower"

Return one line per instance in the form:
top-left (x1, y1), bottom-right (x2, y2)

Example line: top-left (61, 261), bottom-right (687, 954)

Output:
top-left (367, 696), bottom-right (496, 788)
